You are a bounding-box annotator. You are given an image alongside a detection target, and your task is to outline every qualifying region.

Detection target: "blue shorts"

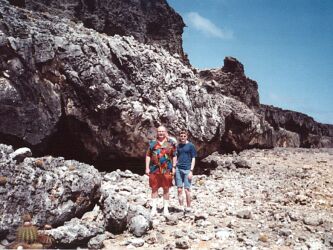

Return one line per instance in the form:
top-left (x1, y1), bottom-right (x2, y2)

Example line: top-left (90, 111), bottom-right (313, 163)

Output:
top-left (175, 168), bottom-right (191, 189)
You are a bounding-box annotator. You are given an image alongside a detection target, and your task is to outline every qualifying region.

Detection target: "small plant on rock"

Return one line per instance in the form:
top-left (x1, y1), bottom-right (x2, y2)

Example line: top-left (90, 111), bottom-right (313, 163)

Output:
top-left (8, 213), bottom-right (54, 249)
top-left (16, 214), bottom-right (38, 244)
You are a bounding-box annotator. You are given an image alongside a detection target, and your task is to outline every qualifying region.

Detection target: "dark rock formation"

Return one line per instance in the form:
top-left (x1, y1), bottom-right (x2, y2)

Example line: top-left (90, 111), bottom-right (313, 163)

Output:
top-left (260, 104), bottom-right (333, 148)
top-left (198, 57), bottom-right (259, 109)
top-left (0, 1), bottom-right (280, 165)
top-left (0, 0), bottom-right (331, 171)
top-left (8, 0), bottom-right (188, 64)
top-left (199, 57), bottom-right (333, 148)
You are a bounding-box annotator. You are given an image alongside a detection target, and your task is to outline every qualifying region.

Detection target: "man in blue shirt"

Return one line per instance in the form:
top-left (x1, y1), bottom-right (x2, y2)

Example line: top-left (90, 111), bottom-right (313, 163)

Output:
top-left (174, 130), bottom-right (197, 211)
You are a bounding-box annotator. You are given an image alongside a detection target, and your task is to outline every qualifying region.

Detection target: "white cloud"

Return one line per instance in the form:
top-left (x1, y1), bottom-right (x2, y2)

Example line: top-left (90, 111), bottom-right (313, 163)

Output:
top-left (185, 12), bottom-right (233, 39)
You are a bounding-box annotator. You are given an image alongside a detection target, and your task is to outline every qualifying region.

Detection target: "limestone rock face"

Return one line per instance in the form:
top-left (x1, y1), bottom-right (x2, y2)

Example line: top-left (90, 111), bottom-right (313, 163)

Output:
top-left (260, 105), bottom-right (333, 147)
top-left (198, 57), bottom-right (260, 109)
top-left (0, 144), bottom-right (102, 239)
top-left (0, 1), bottom-right (278, 162)
top-left (9, 0), bottom-right (188, 63)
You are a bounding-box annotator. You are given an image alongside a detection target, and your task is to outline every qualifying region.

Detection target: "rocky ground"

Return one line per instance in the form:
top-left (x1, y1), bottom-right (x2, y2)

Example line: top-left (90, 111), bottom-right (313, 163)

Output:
top-left (1, 146), bottom-right (332, 249)
top-left (102, 148), bottom-right (333, 249)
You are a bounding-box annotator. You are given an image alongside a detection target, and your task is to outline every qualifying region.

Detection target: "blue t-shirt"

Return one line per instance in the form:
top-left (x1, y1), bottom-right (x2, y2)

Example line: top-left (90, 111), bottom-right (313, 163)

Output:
top-left (176, 142), bottom-right (197, 170)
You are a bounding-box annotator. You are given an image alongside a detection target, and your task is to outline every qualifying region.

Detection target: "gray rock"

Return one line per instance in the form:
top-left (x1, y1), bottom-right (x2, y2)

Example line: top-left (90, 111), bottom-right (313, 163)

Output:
top-left (306, 238), bottom-right (325, 250)
top-left (87, 232), bottom-right (115, 249)
top-left (10, 147), bottom-right (32, 163)
top-left (259, 105), bottom-right (333, 148)
top-left (233, 157), bottom-right (251, 169)
top-left (303, 216), bottom-right (323, 226)
top-left (103, 194), bottom-right (128, 233)
top-left (128, 215), bottom-right (149, 237)
top-left (0, 152), bottom-right (102, 238)
top-left (236, 209), bottom-right (252, 219)
top-left (324, 233), bottom-right (333, 247)
top-left (104, 171), bottom-right (121, 182)
top-left (128, 238), bottom-right (145, 247)
top-left (47, 217), bottom-right (104, 246)
top-left (0, 0), bottom-right (286, 166)
top-left (279, 228), bottom-right (292, 237)
top-left (215, 228), bottom-right (233, 240)
top-left (175, 236), bottom-right (190, 249)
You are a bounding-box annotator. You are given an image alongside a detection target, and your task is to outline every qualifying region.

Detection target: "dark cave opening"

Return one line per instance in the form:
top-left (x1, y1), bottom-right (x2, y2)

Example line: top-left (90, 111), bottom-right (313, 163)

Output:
top-left (35, 116), bottom-right (146, 175)
top-left (0, 115), bottom-right (145, 175)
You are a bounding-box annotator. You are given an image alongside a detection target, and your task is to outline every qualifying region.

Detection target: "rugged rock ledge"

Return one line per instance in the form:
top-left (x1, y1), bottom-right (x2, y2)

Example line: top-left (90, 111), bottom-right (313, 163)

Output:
top-left (198, 57), bottom-right (260, 109)
top-left (0, 0), bottom-right (332, 171)
top-left (260, 104), bottom-right (333, 148)
top-left (0, 0), bottom-right (281, 166)
top-left (9, 0), bottom-right (188, 64)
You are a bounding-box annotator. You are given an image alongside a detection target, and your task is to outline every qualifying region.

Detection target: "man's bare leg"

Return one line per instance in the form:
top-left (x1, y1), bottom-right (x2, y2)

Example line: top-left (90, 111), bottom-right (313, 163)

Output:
top-left (185, 188), bottom-right (191, 208)
top-left (163, 187), bottom-right (170, 216)
top-left (177, 187), bottom-right (184, 211)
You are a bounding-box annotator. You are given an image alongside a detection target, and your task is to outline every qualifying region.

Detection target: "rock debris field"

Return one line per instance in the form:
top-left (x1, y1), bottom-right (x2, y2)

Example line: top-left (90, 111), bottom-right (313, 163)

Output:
top-left (103, 148), bottom-right (333, 249)
top-left (1, 146), bottom-right (332, 249)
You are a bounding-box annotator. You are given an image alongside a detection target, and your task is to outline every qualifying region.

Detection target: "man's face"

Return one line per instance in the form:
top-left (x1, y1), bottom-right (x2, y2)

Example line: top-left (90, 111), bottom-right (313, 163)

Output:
top-left (179, 133), bottom-right (187, 143)
top-left (157, 127), bottom-right (166, 140)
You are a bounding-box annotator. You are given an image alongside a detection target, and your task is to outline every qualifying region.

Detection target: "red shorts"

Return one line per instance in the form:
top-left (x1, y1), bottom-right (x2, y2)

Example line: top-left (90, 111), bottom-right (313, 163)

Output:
top-left (149, 171), bottom-right (173, 190)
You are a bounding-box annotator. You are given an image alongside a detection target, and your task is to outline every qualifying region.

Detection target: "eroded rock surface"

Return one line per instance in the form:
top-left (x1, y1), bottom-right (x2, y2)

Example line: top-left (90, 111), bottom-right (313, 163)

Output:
top-left (260, 104), bottom-right (333, 148)
top-left (198, 57), bottom-right (259, 109)
top-left (9, 0), bottom-right (188, 63)
top-left (0, 1), bottom-right (279, 163)
top-left (0, 144), bottom-right (102, 239)
top-left (103, 148), bottom-right (333, 249)
top-left (1, 144), bottom-right (333, 249)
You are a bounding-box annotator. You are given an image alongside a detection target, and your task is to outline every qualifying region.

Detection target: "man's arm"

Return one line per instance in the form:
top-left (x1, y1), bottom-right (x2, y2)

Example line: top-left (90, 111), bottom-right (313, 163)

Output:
top-left (172, 156), bottom-right (177, 174)
top-left (190, 158), bottom-right (196, 171)
top-left (145, 156), bottom-right (151, 175)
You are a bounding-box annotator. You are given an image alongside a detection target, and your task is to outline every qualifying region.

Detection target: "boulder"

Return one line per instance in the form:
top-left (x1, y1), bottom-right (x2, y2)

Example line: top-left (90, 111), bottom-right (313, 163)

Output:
top-left (0, 144), bottom-right (102, 239)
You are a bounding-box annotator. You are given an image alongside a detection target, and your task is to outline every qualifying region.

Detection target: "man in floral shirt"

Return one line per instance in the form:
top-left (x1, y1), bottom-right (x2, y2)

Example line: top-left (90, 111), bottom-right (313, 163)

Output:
top-left (145, 126), bottom-right (177, 216)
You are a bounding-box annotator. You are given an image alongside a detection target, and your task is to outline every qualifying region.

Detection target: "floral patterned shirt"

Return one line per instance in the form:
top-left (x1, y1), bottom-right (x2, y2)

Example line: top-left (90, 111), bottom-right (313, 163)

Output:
top-left (146, 139), bottom-right (177, 174)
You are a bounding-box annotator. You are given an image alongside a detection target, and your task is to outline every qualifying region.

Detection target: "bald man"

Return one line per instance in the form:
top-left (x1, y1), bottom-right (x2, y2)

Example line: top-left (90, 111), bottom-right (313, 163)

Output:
top-left (145, 126), bottom-right (177, 216)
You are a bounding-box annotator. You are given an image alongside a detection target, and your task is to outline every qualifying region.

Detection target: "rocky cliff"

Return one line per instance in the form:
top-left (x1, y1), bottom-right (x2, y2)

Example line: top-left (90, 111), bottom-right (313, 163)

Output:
top-left (260, 105), bottom-right (333, 148)
top-left (0, 0), bottom-right (284, 167)
top-left (0, 0), bottom-right (332, 171)
top-left (9, 0), bottom-right (188, 64)
top-left (198, 57), bottom-right (259, 109)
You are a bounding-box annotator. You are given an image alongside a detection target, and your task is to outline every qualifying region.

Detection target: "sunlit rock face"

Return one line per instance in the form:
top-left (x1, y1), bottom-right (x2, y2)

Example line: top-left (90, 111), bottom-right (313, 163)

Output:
top-left (0, 1), bottom-right (331, 170)
top-left (198, 57), bottom-right (260, 109)
top-left (0, 1), bottom-right (279, 163)
top-left (8, 0), bottom-right (188, 64)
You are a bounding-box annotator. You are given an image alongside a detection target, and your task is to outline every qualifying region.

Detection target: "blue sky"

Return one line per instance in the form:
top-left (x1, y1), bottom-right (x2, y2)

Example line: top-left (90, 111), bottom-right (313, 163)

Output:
top-left (167, 0), bottom-right (333, 125)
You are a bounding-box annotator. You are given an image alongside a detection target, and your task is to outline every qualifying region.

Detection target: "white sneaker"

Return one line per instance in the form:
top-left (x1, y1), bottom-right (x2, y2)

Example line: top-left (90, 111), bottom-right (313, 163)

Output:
top-left (150, 207), bottom-right (157, 217)
top-left (185, 207), bottom-right (192, 213)
top-left (163, 207), bottom-right (170, 217)
top-left (163, 200), bottom-right (170, 216)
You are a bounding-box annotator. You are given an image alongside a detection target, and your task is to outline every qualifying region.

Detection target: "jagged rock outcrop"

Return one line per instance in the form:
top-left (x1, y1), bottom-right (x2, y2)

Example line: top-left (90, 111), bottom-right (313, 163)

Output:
top-left (0, 1), bottom-right (280, 165)
top-left (0, 144), bottom-right (102, 239)
top-left (198, 57), bottom-right (260, 109)
top-left (8, 0), bottom-right (188, 64)
top-left (199, 57), bottom-right (333, 148)
top-left (0, 144), bottom-right (152, 247)
top-left (260, 104), bottom-right (333, 147)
